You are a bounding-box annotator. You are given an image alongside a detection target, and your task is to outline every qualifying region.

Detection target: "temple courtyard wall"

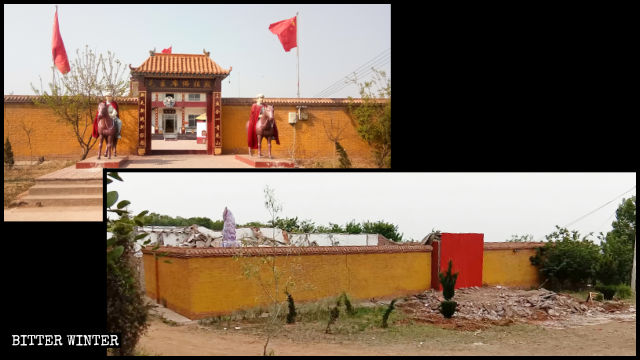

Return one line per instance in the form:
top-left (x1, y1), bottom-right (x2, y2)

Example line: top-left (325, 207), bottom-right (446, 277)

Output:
top-left (3, 96), bottom-right (377, 166)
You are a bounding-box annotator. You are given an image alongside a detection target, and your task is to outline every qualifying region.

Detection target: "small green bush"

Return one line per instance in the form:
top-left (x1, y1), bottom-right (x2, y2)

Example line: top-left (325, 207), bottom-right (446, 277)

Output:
top-left (335, 141), bottom-right (352, 168)
top-left (325, 305), bottom-right (340, 334)
top-left (438, 260), bottom-right (459, 318)
top-left (595, 284), bottom-right (617, 300)
top-left (439, 300), bottom-right (457, 319)
top-left (615, 284), bottom-right (633, 299)
top-left (381, 299), bottom-right (397, 328)
top-left (4, 137), bottom-right (15, 167)
top-left (285, 291), bottom-right (297, 324)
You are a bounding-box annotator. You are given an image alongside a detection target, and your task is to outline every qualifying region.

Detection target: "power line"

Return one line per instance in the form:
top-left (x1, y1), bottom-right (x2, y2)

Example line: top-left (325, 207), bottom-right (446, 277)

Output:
top-left (314, 53), bottom-right (390, 97)
top-left (533, 184), bottom-right (636, 242)
top-left (563, 185), bottom-right (636, 228)
top-left (313, 48), bottom-right (390, 97)
top-left (317, 58), bottom-right (390, 98)
top-left (315, 53), bottom-right (390, 97)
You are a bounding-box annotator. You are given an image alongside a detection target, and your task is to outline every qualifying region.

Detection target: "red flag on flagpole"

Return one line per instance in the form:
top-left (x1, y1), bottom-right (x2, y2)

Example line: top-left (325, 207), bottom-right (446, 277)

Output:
top-left (269, 16), bottom-right (297, 52)
top-left (52, 7), bottom-right (70, 74)
top-left (162, 46), bottom-right (172, 54)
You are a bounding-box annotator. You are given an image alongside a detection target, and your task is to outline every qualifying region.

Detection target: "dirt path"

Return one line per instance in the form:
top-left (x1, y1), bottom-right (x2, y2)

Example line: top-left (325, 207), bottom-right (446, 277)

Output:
top-left (137, 317), bottom-right (636, 356)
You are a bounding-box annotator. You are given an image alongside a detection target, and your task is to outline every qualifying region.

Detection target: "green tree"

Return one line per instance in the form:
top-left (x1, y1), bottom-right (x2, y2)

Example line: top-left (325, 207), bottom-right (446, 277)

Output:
top-left (362, 220), bottom-right (403, 242)
top-left (31, 45), bottom-right (129, 160)
top-left (599, 196), bottom-right (636, 285)
top-left (335, 141), bottom-right (352, 168)
top-left (529, 226), bottom-right (601, 290)
top-left (347, 68), bottom-right (391, 168)
top-left (345, 219), bottom-right (363, 234)
top-left (507, 234), bottom-right (534, 242)
top-left (4, 137), bottom-right (15, 168)
top-left (106, 172), bottom-right (152, 355)
top-left (271, 216), bottom-right (301, 232)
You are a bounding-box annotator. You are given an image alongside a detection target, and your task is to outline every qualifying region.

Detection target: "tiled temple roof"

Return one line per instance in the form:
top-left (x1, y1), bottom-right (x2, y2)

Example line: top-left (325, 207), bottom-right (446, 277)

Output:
top-left (130, 53), bottom-right (231, 76)
top-left (4, 95), bottom-right (384, 106)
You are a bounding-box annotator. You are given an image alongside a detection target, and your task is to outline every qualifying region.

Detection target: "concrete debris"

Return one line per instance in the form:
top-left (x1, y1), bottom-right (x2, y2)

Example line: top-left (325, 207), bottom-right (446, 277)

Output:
top-left (397, 286), bottom-right (635, 327)
top-left (135, 224), bottom-right (397, 249)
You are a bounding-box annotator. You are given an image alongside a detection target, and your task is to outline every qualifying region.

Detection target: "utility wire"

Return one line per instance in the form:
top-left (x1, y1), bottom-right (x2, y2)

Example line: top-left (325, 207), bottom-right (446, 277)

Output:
top-left (317, 58), bottom-right (391, 98)
top-left (314, 48), bottom-right (390, 97)
top-left (563, 185), bottom-right (636, 228)
top-left (314, 54), bottom-right (390, 97)
top-left (533, 184), bottom-right (636, 242)
top-left (315, 53), bottom-right (390, 97)
top-left (318, 48), bottom-right (389, 94)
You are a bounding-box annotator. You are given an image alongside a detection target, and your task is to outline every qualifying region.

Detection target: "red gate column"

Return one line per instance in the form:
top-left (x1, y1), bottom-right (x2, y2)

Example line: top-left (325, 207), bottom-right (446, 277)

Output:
top-left (137, 91), bottom-right (147, 155)
top-left (206, 92), bottom-right (213, 155)
top-left (213, 91), bottom-right (222, 155)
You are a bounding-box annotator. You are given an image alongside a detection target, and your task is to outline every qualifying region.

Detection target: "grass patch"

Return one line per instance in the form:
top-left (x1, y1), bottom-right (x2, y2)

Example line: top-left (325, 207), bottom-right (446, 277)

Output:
top-left (4, 160), bottom-right (75, 207)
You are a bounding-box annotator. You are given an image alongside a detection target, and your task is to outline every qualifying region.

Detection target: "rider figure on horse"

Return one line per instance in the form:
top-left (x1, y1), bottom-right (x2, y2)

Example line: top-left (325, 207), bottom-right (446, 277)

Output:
top-left (247, 93), bottom-right (279, 157)
top-left (93, 91), bottom-right (122, 156)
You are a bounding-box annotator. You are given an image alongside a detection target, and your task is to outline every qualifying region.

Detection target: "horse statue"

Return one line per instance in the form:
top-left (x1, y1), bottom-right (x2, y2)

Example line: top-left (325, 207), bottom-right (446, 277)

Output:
top-left (255, 104), bottom-right (276, 158)
top-left (102, 106), bottom-right (121, 158)
top-left (96, 102), bottom-right (116, 160)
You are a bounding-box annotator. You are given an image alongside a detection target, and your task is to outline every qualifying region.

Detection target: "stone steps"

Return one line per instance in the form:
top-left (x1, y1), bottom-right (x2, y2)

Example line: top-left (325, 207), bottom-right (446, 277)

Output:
top-left (16, 193), bottom-right (103, 207)
top-left (13, 166), bottom-right (103, 208)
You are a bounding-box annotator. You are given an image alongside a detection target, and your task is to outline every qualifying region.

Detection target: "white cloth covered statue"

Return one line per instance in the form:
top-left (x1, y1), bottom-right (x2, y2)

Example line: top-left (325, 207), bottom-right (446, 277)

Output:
top-left (222, 207), bottom-right (238, 247)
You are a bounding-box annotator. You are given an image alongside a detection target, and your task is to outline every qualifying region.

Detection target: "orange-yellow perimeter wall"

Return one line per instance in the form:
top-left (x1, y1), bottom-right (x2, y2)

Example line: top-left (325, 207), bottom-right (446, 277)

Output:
top-left (143, 251), bottom-right (431, 319)
top-left (3, 100), bottom-right (374, 165)
top-left (482, 248), bottom-right (542, 288)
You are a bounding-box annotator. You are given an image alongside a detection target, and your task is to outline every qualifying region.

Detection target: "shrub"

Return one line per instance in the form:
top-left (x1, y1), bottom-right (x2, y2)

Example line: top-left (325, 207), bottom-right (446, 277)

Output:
top-left (615, 284), bottom-right (633, 299)
top-left (325, 304), bottom-right (340, 334)
top-left (595, 284), bottom-right (617, 300)
top-left (285, 291), bottom-right (296, 324)
top-left (381, 299), bottom-right (397, 328)
top-left (439, 260), bottom-right (459, 301)
top-left (529, 226), bottom-right (601, 290)
top-left (4, 137), bottom-right (15, 167)
top-left (335, 141), bottom-right (352, 168)
top-left (439, 301), bottom-right (457, 319)
top-left (438, 260), bottom-right (459, 318)
top-left (341, 292), bottom-right (355, 315)
top-left (106, 173), bottom-right (152, 356)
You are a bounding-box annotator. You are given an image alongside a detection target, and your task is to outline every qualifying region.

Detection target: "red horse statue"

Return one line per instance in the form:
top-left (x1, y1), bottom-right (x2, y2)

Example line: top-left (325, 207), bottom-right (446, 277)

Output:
top-left (96, 102), bottom-right (116, 159)
top-left (255, 104), bottom-right (279, 158)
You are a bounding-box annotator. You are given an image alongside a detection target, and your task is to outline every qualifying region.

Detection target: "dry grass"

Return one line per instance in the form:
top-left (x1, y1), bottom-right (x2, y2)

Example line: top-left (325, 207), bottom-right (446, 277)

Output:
top-left (4, 160), bottom-right (75, 207)
top-left (195, 296), bottom-right (549, 348)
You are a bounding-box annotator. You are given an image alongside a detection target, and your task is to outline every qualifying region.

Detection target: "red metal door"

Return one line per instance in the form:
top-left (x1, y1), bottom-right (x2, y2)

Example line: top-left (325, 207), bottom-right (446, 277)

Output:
top-left (437, 233), bottom-right (484, 289)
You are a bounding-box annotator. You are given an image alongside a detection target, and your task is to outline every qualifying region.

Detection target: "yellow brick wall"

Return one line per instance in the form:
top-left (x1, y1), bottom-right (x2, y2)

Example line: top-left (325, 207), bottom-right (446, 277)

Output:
top-left (482, 249), bottom-right (541, 288)
top-left (3, 102), bottom-right (139, 159)
top-left (146, 255), bottom-right (192, 317)
top-left (143, 251), bottom-right (431, 319)
top-left (4, 101), bottom-right (375, 165)
top-left (221, 105), bottom-right (375, 166)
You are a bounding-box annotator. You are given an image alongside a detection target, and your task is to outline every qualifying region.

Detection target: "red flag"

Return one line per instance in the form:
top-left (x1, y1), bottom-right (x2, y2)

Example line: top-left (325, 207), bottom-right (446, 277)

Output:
top-left (269, 16), bottom-right (297, 52)
top-left (52, 8), bottom-right (70, 74)
top-left (162, 46), bottom-right (172, 54)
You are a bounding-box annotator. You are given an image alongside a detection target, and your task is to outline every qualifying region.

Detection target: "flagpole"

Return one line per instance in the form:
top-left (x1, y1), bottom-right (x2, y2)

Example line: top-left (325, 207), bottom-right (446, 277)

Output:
top-left (296, 11), bottom-right (300, 98)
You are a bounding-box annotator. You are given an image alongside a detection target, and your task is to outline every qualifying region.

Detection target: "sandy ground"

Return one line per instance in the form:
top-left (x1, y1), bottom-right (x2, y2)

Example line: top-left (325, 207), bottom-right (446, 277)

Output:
top-left (4, 206), bottom-right (102, 221)
top-left (137, 316), bottom-right (636, 356)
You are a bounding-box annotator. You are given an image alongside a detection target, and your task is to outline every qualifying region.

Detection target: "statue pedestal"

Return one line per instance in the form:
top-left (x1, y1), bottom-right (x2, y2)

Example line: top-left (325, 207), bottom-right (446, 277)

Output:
top-left (234, 155), bottom-right (295, 168)
top-left (76, 156), bottom-right (129, 169)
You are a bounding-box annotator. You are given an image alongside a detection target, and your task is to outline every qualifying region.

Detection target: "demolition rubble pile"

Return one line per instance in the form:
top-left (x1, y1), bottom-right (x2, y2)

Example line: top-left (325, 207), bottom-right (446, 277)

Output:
top-left (397, 286), bottom-right (634, 325)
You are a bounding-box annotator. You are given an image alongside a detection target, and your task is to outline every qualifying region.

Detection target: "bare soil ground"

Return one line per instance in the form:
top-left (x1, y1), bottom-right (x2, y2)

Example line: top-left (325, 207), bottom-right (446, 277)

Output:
top-left (4, 160), bottom-right (75, 207)
top-left (137, 287), bottom-right (636, 356)
top-left (137, 316), bottom-right (635, 356)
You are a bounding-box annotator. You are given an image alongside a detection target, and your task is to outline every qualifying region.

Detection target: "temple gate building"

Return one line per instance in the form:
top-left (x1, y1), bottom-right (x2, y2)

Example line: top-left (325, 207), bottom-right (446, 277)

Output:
top-left (129, 49), bottom-right (231, 155)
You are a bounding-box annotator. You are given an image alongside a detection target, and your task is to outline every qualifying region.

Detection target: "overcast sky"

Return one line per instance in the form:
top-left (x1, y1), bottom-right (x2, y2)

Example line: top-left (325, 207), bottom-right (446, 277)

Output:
top-left (107, 172), bottom-right (636, 243)
top-left (4, 4), bottom-right (390, 98)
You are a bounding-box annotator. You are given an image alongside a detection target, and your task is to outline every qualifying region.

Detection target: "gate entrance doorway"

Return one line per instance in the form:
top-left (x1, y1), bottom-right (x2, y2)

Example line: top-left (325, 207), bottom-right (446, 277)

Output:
top-left (129, 50), bottom-right (231, 155)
